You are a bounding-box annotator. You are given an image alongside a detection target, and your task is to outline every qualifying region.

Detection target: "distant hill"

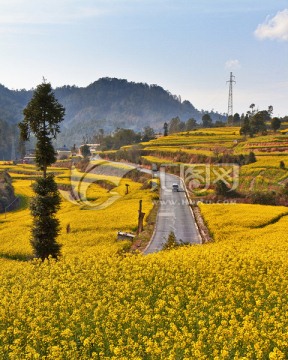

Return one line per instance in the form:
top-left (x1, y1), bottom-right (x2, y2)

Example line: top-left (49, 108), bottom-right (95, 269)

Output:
top-left (0, 77), bottom-right (226, 153)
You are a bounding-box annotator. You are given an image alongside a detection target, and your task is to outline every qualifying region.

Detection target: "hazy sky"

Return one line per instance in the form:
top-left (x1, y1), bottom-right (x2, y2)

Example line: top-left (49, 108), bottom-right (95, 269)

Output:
top-left (0, 0), bottom-right (287, 116)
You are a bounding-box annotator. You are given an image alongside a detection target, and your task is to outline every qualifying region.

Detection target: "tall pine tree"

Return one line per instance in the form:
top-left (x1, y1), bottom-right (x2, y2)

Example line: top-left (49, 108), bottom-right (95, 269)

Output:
top-left (19, 80), bottom-right (65, 260)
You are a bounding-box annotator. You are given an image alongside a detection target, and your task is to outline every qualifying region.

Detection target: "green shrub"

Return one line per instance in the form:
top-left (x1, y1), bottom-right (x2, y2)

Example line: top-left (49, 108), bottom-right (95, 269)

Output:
top-left (162, 231), bottom-right (189, 250)
top-left (250, 192), bottom-right (276, 206)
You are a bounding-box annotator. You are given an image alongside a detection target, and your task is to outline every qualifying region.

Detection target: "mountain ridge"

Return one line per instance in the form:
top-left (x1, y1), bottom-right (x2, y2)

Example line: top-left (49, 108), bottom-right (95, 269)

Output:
top-left (0, 77), bottom-right (226, 151)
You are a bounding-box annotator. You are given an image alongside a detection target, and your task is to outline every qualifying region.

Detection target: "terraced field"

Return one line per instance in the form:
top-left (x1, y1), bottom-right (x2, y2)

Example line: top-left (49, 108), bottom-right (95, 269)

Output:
top-left (128, 128), bottom-right (288, 195)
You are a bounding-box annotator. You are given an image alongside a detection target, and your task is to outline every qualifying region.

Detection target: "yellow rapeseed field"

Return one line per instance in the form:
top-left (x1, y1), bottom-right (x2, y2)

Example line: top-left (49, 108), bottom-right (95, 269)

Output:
top-left (0, 165), bottom-right (288, 359)
top-left (199, 203), bottom-right (288, 244)
top-left (0, 164), bottom-right (155, 259)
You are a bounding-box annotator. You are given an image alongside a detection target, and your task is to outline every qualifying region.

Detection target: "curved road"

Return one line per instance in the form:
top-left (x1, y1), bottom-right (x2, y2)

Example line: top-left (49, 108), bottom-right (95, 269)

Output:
top-left (144, 171), bottom-right (201, 254)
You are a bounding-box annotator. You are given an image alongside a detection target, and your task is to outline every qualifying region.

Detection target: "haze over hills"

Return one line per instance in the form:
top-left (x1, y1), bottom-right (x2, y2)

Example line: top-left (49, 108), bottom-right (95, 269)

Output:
top-left (0, 77), bottom-right (226, 156)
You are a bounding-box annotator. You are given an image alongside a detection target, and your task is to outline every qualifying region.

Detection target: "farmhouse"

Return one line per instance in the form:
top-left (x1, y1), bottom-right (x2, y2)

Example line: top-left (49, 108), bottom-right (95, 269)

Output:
top-left (56, 145), bottom-right (72, 159)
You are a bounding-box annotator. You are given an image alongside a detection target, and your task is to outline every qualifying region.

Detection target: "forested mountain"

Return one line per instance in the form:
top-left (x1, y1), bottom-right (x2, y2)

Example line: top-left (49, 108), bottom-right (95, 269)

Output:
top-left (0, 119), bottom-right (18, 160)
top-left (0, 77), bottom-right (226, 156)
top-left (0, 84), bottom-right (32, 124)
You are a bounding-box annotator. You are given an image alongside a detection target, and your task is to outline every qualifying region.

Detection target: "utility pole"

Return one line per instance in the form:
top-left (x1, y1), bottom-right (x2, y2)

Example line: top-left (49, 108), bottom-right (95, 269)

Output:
top-left (137, 200), bottom-right (145, 235)
top-left (227, 72), bottom-right (236, 124)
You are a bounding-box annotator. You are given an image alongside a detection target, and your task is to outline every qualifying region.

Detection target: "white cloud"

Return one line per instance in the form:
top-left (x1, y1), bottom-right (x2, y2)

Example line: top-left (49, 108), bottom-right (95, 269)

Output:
top-left (225, 59), bottom-right (241, 70)
top-left (254, 9), bottom-right (288, 41)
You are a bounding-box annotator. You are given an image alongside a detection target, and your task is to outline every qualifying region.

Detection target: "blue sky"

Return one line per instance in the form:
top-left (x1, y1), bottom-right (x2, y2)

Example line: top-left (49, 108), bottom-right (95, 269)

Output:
top-left (0, 0), bottom-right (287, 117)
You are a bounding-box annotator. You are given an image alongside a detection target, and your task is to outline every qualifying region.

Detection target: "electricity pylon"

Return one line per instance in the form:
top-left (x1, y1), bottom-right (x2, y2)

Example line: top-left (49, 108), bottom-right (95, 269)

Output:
top-left (227, 72), bottom-right (236, 124)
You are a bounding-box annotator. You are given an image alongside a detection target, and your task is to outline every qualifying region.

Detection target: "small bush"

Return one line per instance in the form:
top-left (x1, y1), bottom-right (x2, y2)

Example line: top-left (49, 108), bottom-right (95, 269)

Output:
top-left (250, 192), bottom-right (277, 206)
top-left (246, 151), bottom-right (257, 164)
top-left (215, 180), bottom-right (239, 198)
top-left (162, 231), bottom-right (189, 250)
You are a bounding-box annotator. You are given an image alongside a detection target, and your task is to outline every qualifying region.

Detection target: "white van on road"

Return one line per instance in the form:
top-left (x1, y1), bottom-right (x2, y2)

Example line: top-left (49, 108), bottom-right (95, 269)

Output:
top-left (172, 183), bottom-right (179, 192)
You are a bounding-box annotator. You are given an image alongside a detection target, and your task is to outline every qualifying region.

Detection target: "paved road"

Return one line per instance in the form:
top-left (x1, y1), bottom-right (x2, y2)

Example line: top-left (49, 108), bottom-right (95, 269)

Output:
top-left (87, 160), bottom-right (201, 253)
top-left (144, 172), bottom-right (201, 254)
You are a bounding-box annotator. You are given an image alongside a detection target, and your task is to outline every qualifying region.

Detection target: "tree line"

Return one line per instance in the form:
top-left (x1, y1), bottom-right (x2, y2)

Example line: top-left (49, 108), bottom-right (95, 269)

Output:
top-left (239, 105), bottom-right (282, 136)
top-left (80, 126), bottom-right (156, 152)
top-left (163, 104), bottom-right (287, 136)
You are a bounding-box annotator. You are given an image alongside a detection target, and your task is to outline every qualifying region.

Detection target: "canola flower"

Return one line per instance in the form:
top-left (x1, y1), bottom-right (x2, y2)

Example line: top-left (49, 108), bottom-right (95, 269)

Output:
top-left (199, 203), bottom-right (288, 243)
top-left (0, 235), bottom-right (287, 359)
top-left (0, 166), bottom-right (288, 358)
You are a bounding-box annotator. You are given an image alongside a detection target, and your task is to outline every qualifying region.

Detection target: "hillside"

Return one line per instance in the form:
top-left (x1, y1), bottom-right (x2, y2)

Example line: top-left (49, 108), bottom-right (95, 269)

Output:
top-left (0, 78), bottom-right (225, 153)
